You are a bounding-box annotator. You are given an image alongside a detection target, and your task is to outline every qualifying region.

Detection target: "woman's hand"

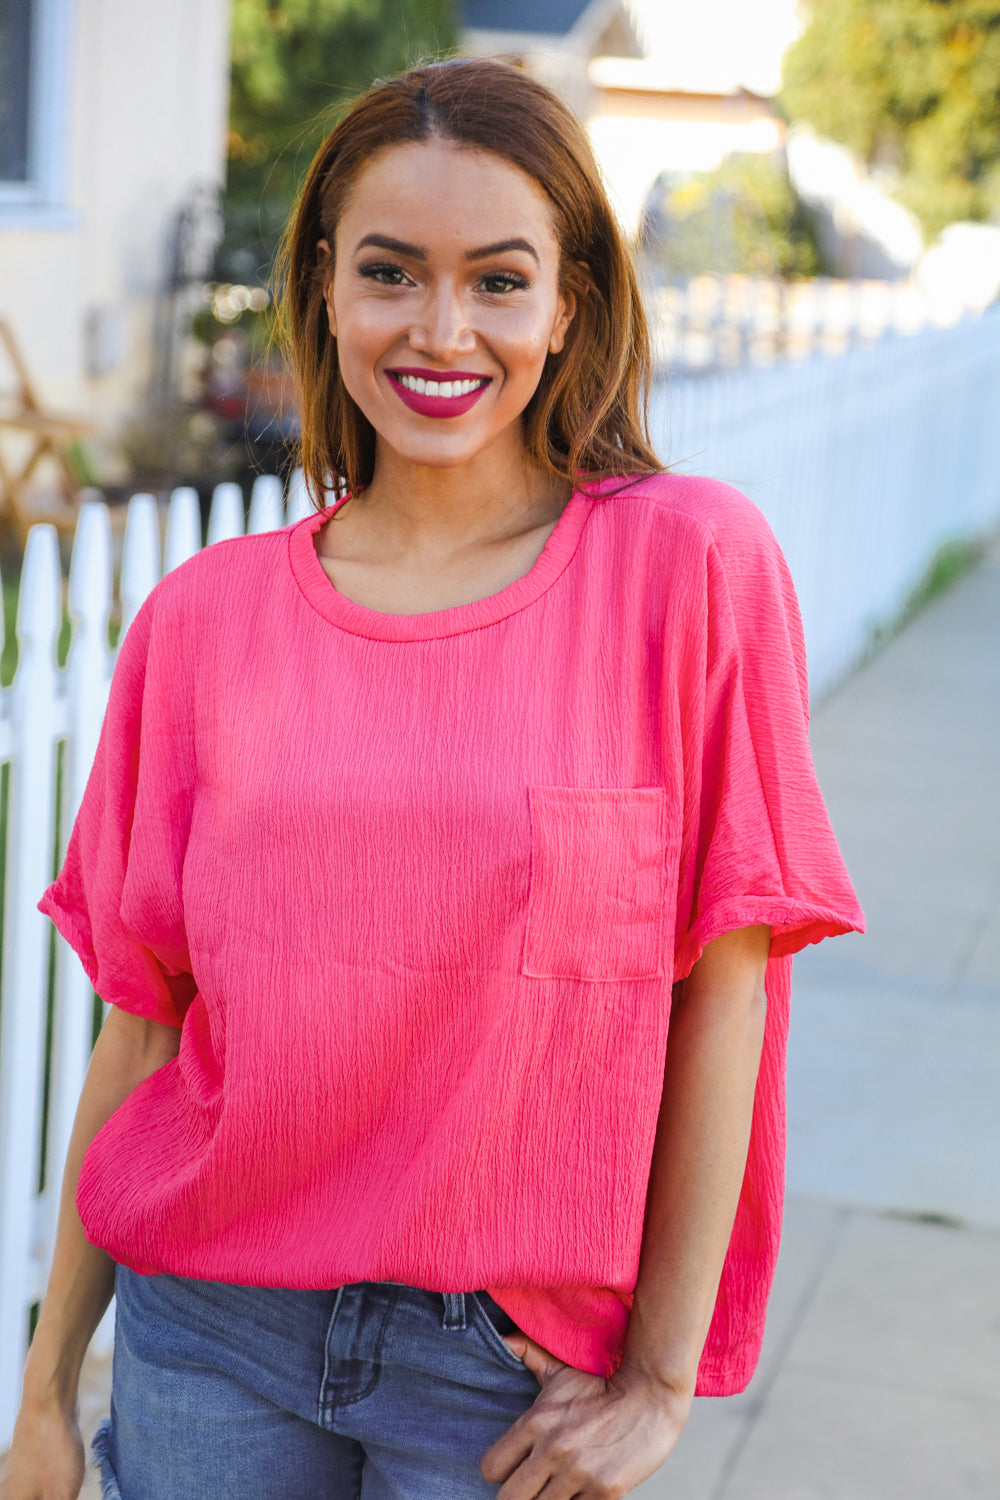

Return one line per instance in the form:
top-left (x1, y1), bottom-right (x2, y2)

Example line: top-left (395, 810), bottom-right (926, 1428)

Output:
top-left (480, 1333), bottom-right (690, 1499)
top-left (0, 1396), bottom-right (85, 1500)
top-left (1, 1008), bottom-right (179, 1500)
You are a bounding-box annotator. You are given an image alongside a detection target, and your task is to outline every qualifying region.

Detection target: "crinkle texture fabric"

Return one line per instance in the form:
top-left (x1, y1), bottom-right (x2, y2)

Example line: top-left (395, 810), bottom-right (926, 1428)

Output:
top-left (40, 473), bottom-right (863, 1395)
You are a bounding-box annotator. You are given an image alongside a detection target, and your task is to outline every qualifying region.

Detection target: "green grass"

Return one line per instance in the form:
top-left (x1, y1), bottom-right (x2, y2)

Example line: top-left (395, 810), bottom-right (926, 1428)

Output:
top-left (1, 570), bottom-right (114, 1217)
top-left (2, 575), bottom-right (121, 687)
top-left (904, 537), bottom-right (987, 616)
top-left (866, 536), bottom-right (989, 659)
top-left (2, 578), bottom-right (18, 687)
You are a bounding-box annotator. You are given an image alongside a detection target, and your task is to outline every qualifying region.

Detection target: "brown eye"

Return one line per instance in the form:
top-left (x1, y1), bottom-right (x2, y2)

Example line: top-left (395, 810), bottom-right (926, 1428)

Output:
top-left (480, 272), bottom-right (529, 295)
top-left (359, 262), bottom-right (411, 286)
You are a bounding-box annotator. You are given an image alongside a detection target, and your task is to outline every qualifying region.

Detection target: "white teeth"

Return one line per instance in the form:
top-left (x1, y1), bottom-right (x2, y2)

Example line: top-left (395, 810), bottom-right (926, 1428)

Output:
top-left (396, 374), bottom-right (487, 398)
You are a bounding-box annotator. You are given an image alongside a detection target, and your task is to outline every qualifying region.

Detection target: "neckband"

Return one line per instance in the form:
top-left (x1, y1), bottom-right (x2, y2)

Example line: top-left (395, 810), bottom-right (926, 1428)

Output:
top-left (287, 487), bottom-right (597, 641)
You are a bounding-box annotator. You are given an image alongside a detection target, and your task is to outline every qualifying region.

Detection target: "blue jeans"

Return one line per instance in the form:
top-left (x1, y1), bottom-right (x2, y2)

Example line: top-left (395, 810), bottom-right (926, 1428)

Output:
top-left (95, 1266), bottom-right (541, 1498)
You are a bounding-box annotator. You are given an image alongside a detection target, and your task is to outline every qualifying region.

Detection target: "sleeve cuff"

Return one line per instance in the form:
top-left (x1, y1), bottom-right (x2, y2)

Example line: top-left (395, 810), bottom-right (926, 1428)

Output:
top-left (38, 885), bottom-right (187, 1028)
top-left (674, 896), bottom-right (865, 982)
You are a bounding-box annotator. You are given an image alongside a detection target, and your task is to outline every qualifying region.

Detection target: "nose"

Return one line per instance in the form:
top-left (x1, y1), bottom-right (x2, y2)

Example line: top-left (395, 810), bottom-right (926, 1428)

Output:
top-left (409, 279), bottom-right (476, 361)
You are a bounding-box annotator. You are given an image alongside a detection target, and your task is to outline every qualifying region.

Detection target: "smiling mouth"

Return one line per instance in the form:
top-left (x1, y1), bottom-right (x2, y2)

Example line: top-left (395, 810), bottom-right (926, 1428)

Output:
top-left (395, 373), bottom-right (490, 397)
top-left (386, 368), bottom-right (493, 419)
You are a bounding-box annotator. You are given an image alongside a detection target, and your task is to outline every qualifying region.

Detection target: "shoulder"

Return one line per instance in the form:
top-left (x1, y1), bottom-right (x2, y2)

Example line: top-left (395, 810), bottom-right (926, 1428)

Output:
top-left (113, 526), bottom-right (298, 691)
top-left (584, 473), bottom-right (785, 593)
top-left (620, 477), bottom-right (806, 700)
top-left (594, 472), bottom-right (777, 552)
top-left (155, 526), bottom-right (289, 605)
top-left (134, 526), bottom-right (293, 633)
top-left (587, 472), bottom-right (803, 669)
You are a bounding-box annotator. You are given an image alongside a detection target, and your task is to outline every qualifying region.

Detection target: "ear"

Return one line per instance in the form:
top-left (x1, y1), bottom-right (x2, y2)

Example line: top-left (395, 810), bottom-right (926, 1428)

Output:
top-left (548, 286), bottom-right (577, 355)
top-left (317, 239), bottom-right (336, 337)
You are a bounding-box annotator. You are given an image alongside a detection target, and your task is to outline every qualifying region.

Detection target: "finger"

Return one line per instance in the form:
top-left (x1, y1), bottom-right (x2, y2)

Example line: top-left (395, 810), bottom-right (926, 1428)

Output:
top-left (481, 1422), bottom-right (535, 1485)
top-left (496, 1450), bottom-right (560, 1500)
top-left (532, 1478), bottom-right (585, 1500)
top-left (503, 1333), bottom-right (567, 1385)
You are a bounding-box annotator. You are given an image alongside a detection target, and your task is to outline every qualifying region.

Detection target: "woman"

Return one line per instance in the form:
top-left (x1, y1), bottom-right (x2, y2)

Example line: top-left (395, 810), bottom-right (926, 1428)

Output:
top-left (2, 59), bottom-right (862, 1500)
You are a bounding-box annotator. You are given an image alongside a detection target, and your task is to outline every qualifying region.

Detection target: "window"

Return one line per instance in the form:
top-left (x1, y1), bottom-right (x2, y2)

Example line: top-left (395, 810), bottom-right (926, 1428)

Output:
top-left (0, 0), bottom-right (33, 182)
top-left (0, 0), bottom-right (73, 220)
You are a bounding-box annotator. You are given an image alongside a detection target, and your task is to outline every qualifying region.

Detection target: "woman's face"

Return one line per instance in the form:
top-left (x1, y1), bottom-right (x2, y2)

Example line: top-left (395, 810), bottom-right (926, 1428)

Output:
top-left (320, 138), bottom-right (576, 474)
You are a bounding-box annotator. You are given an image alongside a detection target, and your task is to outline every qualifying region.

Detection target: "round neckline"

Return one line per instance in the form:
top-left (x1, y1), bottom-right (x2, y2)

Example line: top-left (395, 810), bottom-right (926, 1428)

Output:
top-left (287, 489), bottom-right (596, 640)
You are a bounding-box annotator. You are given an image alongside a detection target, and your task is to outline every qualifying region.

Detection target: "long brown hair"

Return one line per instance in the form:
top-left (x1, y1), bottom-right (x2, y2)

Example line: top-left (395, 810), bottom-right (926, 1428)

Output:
top-left (277, 58), bottom-right (661, 503)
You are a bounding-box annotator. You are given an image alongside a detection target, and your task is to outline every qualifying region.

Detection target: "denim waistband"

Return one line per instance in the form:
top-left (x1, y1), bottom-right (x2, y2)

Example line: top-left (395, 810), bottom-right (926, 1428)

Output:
top-left (381, 1286), bottom-right (514, 1335)
top-left (100, 1266), bottom-right (535, 1498)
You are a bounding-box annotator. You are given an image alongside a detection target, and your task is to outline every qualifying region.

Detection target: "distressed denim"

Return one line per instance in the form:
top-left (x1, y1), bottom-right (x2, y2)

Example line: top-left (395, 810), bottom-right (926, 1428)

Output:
top-left (94, 1265), bottom-right (540, 1498)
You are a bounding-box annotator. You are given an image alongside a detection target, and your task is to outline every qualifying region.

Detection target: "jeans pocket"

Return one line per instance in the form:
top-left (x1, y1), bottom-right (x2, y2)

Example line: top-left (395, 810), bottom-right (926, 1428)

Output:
top-left (470, 1293), bottom-right (529, 1371)
top-left (522, 786), bottom-right (667, 981)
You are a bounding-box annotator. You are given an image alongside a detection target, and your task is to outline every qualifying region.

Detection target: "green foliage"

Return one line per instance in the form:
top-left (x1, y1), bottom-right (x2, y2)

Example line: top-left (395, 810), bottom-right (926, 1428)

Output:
top-left (227, 0), bottom-right (457, 233)
top-left (905, 536), bottom-right (987, 614)
top-left (782, 1), bottom-right (1000, 239)
top-left (649, 153), bottom-right (823, 279)
top-left (2, 577), bottom-right (73, 687)
top-left (1, 579), bottom-right (16, 687)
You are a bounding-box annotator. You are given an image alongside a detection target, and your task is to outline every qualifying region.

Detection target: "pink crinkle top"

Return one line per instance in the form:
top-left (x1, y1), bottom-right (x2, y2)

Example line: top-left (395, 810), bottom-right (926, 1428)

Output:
top-left (41, 474), bottom-right (863, 1395)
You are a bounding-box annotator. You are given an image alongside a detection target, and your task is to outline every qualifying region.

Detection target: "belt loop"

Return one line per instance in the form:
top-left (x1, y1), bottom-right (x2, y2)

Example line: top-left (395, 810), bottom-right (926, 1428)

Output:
top-left (442, 1292), bottom-right (466, 1330)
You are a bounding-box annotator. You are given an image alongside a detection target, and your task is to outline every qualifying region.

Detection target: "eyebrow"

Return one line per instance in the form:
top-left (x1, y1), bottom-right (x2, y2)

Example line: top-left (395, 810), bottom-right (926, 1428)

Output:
top-left (354, 233), bottom-right (540, 265)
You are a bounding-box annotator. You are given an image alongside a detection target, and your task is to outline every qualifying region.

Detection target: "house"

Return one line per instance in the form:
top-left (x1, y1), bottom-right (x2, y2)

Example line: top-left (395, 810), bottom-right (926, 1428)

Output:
top-left (587, 56), bottom-right (785, 236)
top-left (0, 0), bottom-right (232, 491)
top-left (460, 2), bottom-right (785, 236)
top-left (461, 0), bottom-right (642, 116)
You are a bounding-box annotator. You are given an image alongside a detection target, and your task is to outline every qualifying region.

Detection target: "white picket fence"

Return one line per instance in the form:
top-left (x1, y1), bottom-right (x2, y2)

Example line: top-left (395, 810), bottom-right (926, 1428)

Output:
top-left (0, 471), bottom-right (313, 1443)
top-left (649, 272), bottom-right (986, 373)
top-left (1, 309), bottom-right (999, 1448)
top-left (653, 305), bottom-right (1000, 697)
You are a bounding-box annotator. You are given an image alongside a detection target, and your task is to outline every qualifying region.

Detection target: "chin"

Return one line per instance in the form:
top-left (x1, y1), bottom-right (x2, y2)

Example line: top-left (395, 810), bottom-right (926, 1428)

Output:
top-left (380, 427), bottom-right (515, 471)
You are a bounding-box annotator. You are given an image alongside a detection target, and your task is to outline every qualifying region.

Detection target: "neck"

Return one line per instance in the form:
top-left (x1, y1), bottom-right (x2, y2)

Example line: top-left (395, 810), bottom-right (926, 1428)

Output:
top-left (352, 435), bottom-right (571, 549)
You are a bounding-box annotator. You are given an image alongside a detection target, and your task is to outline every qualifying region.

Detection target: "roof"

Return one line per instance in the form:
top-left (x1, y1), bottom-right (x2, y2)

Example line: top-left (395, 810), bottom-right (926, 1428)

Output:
top-left (462, 0), bottom-right (598, 36)
top-left (589, 56), bottom-right (772, 99)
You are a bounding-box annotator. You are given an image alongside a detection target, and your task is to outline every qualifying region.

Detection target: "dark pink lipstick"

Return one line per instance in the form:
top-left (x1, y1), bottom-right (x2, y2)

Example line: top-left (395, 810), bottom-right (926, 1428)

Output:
top-left (387, 367), bottom-right (492, 419)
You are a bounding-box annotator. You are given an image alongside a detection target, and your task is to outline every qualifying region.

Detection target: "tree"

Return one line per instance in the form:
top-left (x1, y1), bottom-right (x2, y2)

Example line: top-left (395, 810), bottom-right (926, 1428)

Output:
top-left (223, 0), bottom-right (456, 276)
top-left (646, 154), bottom-right (823, 280)
top-left (781, 0), bottom-right (1000, 240)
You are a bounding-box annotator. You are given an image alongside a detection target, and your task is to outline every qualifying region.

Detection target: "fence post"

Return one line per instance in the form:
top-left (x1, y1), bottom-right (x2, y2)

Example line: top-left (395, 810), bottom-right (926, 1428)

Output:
top-left (39, 506), bottom-right (115, 1288)
top-left (0, 525), bottom-right (63, 1447)
top-left (286, 467), bottom-right (312, 524)
top-left (120, 494), bottom-right (161, 641)
top-left (164, 486), bottom-right (202, 574)
top-left (207, 481), bottom-right (245, 545)
top-left (248, 474), bottom-right (284, 534)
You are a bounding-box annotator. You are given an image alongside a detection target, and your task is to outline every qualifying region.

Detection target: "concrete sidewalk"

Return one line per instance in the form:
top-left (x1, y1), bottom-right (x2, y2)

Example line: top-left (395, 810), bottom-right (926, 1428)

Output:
top-left (636, 540), bottom-right (1000, 1500)
top-left (68, 544), bottom-right (1000, 1497)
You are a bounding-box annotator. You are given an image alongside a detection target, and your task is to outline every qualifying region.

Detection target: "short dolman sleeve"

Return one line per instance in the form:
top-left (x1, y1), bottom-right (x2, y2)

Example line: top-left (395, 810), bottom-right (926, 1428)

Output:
top-left (664, 483), bottom-right (863, 1394)
top-left (39, 585), bottom-right (198, 1028)
top-left (673, 486), bottom-right (863, 978)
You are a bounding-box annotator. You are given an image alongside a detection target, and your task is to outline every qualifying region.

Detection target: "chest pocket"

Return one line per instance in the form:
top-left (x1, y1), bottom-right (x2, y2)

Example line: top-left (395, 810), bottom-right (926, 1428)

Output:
top-left (522, 786), bottom-right (667, 981)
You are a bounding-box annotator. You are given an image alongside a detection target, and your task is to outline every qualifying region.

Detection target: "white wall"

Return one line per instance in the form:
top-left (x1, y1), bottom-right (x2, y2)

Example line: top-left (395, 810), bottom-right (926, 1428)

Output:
top-left (0, 0), bottom-right (231, 432)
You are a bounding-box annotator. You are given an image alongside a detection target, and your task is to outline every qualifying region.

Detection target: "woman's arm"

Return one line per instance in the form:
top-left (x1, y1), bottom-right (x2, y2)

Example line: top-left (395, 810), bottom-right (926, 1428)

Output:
top-left (481, 924), bottom-right (770, 1500)
top-left (622, 922), bottom-right (770, 1396)
top-left (0, 1008), bottom-right (181, 1500)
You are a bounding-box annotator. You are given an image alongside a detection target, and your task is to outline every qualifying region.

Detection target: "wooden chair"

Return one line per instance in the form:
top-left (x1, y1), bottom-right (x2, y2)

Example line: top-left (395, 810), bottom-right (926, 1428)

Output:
top-left (0, 318), bottom-right (92, 540)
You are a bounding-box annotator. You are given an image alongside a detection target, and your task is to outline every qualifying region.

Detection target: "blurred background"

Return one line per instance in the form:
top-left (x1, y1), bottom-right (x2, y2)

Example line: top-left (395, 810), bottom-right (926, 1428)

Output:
top-left (2, 0), bottom-right (999, 531)
top-left (1, 4), bottom-right (999, 1497)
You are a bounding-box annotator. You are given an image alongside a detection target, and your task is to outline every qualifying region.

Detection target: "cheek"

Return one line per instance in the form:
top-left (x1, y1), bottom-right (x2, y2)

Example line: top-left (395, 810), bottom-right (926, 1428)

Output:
top-left (493, 310), bottom-right (560, 375)
top-left (330, 308), bottom-right (389, 381)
